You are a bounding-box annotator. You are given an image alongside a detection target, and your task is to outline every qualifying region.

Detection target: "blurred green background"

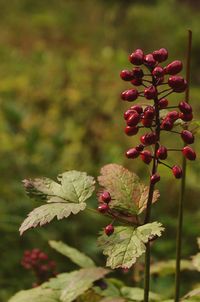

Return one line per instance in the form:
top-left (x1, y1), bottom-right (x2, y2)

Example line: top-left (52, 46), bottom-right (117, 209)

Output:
top-left (0, 0), bottom-right (200, 300)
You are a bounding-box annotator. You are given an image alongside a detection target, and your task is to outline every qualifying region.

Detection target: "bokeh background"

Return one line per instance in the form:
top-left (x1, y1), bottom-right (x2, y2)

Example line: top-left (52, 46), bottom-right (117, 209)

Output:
top-left (0, 0), bottom-right (199, 300)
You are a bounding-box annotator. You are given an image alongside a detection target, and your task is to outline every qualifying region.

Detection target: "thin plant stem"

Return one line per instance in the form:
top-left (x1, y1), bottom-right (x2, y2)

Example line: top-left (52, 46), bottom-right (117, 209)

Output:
top-left (143, 83), bottom-right (161, 302)
top-left (174, 29), bottom-right (192, 302)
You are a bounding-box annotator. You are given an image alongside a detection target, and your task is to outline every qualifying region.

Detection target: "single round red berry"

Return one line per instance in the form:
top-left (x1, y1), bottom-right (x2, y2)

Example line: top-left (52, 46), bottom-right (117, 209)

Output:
top-left (144, 86), bottom-right (158, 100)
top-left (98, 203), bottom-right (109, 213)
top-left (172, 165), bottom-right (183, 179)
top-left (152, 66), bottom-right (164, 78)
top-left (182, 146), bottom-right (196, 160)
top-left (167, 111), bottom-right (180, 121)
top-left (121, 89), bottom-right (139, 102)
top-left (130, 105), bottom-right (143, 114)
top-left (156, 146), bottom-right (168, 159)
top-left (150, 173), bottom-right (160, 184)
top-left (131, 78), bottom-right (143, 86)
top-left (168, 75), bottom-right (185, 90)
top-left (174, 80), bottom-right (187, 93)
top-left (144, 54), bottom-right (156, 67)
top-left (124, 109), bottom-right (135, 120)
top-left (127, 111), bottom-right (141, 126)
top-left (141, 132), bottom-right (157, 145)
top-left (152, 48), bottom-right (168, 62)
top-left (126, 148), bottom-right (139, 159)
top-left (141, 117), bottom-right (153, 127)
top-left (101, 191), bottom-right (111, 203)
top-left (181, 130), bottom-right (194, 144)
top-left (105, 224), bottom-right (114, 236)
top-left (158, 98), bottom-right (168, 109)
top-left (178, 101), bottom-right (192, 114)
top-left (135, 144), bottom-right (144, 152)
top-left (120, 70), bottom-right (134, 81)
top-left (179, 112), bottom-right (193, 122)
top-left (166, 60), bottom-right (183, 75)
top-left (144, 106), bottom-right (155, 119)
top-left (129, 51), bottom-right (144, 65)
top-left (124, 126), bottom-right (139, 136)
top-left (132, 67), bottom-right (144, 78)
top-left (161, 118), bottom-right (174, 130)
top-left (140, 150), bottom-right (152, 164)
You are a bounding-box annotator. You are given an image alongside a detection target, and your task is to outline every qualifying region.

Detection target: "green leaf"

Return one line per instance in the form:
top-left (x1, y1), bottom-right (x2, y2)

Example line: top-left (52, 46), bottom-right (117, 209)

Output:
top-left (98, 222), bottom-right (164, 269)
top-left (43, 267), bottom-right (110, 302)
top-left (49, 240), bottom-right (95, 268)
top-left (19, 203), bottom-right (86, 235)
top-left (23, 171), bottom-right (95, 204)
top-left (20, 170), bottom-right (95, 234)
top-left (192, 253), bottom-right (200, 272)
top-left (150, 259), bottom-right (194, 276)
top-left (99, 298), bottom-right (126, 302)
top-left (98, 164), bottom-right (159, 215)
top-left (121, 286), bottom-right (161, 301)
top-left (8, 287), bottom-right (60, 302)
top-left (183, 288), bottom-right (200, 300)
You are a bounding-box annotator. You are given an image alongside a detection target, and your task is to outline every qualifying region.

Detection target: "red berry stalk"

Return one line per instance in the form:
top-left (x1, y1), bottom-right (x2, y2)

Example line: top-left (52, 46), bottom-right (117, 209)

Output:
top-left (120, 42), bottom-right (196, 302)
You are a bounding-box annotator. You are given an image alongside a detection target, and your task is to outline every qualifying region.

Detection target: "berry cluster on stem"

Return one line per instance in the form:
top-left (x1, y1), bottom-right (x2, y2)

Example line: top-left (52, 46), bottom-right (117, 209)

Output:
top-left (21, 248), bottom-right (57, 287)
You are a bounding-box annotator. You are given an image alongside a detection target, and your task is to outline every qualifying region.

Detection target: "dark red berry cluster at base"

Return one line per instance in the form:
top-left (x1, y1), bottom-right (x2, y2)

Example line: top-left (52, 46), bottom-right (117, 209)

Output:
top-left (120, 48), bottom-right (196, 181)
top-left (21, 249), bottom-right (57, 286)
top-left (97, 191), bottom-right (115, 236)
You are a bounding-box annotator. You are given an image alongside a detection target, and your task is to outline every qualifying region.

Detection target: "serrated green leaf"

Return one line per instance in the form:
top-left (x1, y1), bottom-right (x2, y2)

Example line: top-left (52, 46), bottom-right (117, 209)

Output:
top-left (43, 267), bottom-right (110, 302)
top-left (23, 171), bottom-right (95, 204)
top-left (49, 240), bottom-right (95, 268)
top-left (98, 222), bottom-right (164, 269)
top-left (8, 287), bottom-right (60, 302)
top-left (98, 164), bottom-right (159, 215)
top-left (121, 286), bottom-right (161, 301)
top-left (19, 203), bottom-right (86, 235)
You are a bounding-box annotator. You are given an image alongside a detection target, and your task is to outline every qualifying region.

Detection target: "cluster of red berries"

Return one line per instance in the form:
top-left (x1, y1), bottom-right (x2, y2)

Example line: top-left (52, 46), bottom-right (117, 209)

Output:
top-left (21, 249), bottom-right (57, 286)
top-left (120, 48), bottom-right (196, 182)
top-left (97, 191), bottom-right (115, 236)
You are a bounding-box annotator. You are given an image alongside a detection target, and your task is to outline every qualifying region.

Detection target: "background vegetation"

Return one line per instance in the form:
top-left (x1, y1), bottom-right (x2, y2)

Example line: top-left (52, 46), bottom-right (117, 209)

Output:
top-left (0, 0), bottom-right (199, 300)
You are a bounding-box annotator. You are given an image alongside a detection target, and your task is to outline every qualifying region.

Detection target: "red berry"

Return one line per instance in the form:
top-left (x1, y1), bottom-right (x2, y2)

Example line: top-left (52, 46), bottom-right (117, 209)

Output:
top-left (181, 130), bottom-right (194, 144)
top-left (98, 204), bottom-right (109, 213)
top-left (105, 224), bottom-right (114, 236)
top-left (144, 86), bottom-right (158, 99)
top-left (182, 146), bottom-right (196, 160)
top-left (126, 148), bottom-right (139, 159)
top-left (38, 252), bottom-right (48, 260)
top-left (132, 67), bottom-right (144, 78)
top-left (152, 48), bottom-right (168, 62)
top-left (124, 126), bottom-right (139, 136)
top-left (161, 118), bottom-right (174, 130)
top-left (127, 111), bottom-right (141, 126)
top-left (156, 76), bottom-right (165, 85)
top-left (172, 165), bottom-right (183, 179)
top-left (150, 173), bottom-right (160, 184)
top-left (130, 105), bottom-right (143, 114)
top-left (168, 75), bottom-right (185, 90)
top-left (124, 109), bottom-right (135, 120)
top-left (156, 146), bottom-right (168, 159)
top-left (174, 80), bottom-right (187, 93)
top-left (135, 49), bottom-right (144, 55)
top-left (141, 132), bottom-right (157, 145)
top-left (178, 101), bottom-right (192, 114)
top-left (144, 54), bottom-right (156, 67)
top-left (158, 98), bottom-right (168, 109)
top-left (152, 66), bottom-right (164, 78)
top-left (141, 117), bottom-right (153, 127)
top-left (144, 106), bottom-right (155, 119)
top-left (180, 112), bottom-right (193, 121)
top-left (120, 70), bottom-right (134, 81)
top-left (129, 51), bottom-right (144, 65)
top-left (131, 78), bottom-right (143, 86)
top-left (135, 144), bottom-right (144, 152)
top-left (167, 111), bottom-right (179, 121)
top-left (121, 89), bottom-right (139, 101)
top-left (101, 191), bottom-right (111, 203)
top-left (166, 60), bottom-right (183, 75)
top-left (140, 150), bottom-right (152, 164)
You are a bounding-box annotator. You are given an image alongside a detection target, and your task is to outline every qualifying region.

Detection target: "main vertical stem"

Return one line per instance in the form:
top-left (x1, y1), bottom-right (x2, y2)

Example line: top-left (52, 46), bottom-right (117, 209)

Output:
top-left (144, 94), bottom-right (160, 302)
top-left (174, 29), bottom-right (192, 302)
